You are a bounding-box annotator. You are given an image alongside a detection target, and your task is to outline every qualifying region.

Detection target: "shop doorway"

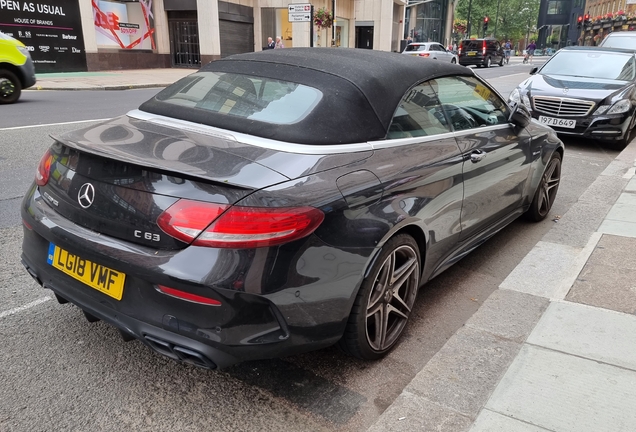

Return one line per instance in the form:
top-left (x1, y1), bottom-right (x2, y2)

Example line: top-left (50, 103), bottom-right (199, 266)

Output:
top-left (168, 17), bottom-right (200, 67)
top-left (356, 26), bottom-right (374, 49)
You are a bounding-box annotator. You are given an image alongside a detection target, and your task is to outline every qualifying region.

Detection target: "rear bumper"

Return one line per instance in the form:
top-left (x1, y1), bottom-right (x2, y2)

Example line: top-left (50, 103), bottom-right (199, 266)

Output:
top-left (21, 185), bottom-right (370, 368)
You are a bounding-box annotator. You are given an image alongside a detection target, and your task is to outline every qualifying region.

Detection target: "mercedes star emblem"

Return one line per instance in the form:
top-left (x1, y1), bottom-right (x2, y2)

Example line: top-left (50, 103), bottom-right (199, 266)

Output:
top-left (563, 87), bottom-right (569, 94)
top-left (77, 183), bottom-right (95, 209)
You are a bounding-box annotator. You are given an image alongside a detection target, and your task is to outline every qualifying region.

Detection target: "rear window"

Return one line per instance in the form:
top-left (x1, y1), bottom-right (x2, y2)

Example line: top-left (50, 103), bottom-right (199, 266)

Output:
top-left (154, 71), bottom-right (323, 125)
top-left (462, 40), bottom-right (482, 50)
top-left (405, 44), bottom-right (427, 52)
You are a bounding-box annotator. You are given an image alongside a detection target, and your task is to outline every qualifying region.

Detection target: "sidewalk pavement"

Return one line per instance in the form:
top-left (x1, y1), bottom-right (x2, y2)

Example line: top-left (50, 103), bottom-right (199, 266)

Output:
top-left (368, 142), bottom-right (636, 431)
top-left (31, 68), bottom-right (194, 91)
top-left (29, 67), bottom-right (636, 432)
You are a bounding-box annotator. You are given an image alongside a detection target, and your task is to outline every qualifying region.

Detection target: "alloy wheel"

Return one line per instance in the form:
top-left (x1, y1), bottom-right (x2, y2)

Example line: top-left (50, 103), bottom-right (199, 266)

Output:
top-left (365, 244), bottom-right (419, 352)
top-left (536, 156), bottom-right (561, 217)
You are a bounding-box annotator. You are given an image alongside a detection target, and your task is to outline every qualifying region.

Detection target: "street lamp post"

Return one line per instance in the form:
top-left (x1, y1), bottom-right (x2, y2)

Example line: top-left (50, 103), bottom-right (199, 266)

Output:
top-left (494, 0), bottom-right (501, 38)
top-left (466, 0), bottom-right (473, 37)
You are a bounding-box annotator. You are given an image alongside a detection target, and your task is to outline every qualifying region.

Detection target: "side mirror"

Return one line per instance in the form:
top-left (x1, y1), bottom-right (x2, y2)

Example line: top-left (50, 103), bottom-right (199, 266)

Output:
top-left (529, 66), bottom-right (538, 75)
top-left (509, 102), bottom-right (531, 128)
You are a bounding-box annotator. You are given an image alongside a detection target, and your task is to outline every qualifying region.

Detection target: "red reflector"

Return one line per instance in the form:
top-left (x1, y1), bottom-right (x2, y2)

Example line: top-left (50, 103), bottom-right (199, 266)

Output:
top-left (35, 149), bottom-right (53, 187)
top-left (156, 200), bottom-right (228, 244)
top-left (195, 205), bottom-right (325, 249)
top-left (156, 285), bottom-right (221, 306)
top-left (22, 219), bottom-right (32, 230)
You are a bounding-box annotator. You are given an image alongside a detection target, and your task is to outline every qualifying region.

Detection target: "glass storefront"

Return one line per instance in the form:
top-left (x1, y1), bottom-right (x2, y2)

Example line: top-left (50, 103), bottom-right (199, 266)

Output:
top-left (261, 8), bottom-right (294, 48)
top-left (335, 18), bottom-right (349, 47)
top-left (404, 0), bottom-right (447, 44)
top-left (93, 0), bottom-right (156, 50)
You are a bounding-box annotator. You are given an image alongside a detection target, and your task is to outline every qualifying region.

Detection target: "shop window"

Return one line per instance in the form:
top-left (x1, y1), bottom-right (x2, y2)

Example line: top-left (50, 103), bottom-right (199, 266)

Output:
top-left (93, 0), bottom-right (156, 50)
top-left (547, 1), bottom-right (568, 15)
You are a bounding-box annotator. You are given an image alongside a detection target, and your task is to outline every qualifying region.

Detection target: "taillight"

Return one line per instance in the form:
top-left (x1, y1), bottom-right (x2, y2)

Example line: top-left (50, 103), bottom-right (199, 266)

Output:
top-left (482, 40), bottom-right (487, 55)
top-left (418, 53), bottom-right (430, 57)
top-left (156, 285), bottom-right (221, 306)
top-left (458, 44), bottom-right (462, 55)
top-left (157, 199), bottom-right (325, 249)
top-left (35, 149), bottom-right (53, 186)
top-left (156, 200), bottom-right (228, 244)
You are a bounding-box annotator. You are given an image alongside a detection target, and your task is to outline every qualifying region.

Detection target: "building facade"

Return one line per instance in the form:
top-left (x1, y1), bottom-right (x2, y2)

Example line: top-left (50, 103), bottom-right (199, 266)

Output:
top-left (580, 0), bottom-right (636, 45)
top-left (536, 0), bottom-right (586, 49)
top-left (0, 0), bottom-right (456, 72)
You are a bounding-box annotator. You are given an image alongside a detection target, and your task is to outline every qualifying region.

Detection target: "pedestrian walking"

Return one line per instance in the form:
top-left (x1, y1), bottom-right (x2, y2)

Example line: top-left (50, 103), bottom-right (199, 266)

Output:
top-left (274, 36), bottom-right (285, 49)
top-left (526, 40), bottom-right (537, 64)
top-left (266, 37), bottom-right (275, 49)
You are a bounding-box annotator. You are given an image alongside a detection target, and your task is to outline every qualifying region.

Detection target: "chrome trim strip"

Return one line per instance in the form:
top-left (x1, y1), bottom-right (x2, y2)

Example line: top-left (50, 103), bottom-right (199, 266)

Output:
top-left (126, 110), bottom-right (374, 155)
top-left (532, 96), bottom-right (595, 117)
top-left (368, 131), bottom-right (457, 148)
top-left (451, 123), bottom-right (512, 138)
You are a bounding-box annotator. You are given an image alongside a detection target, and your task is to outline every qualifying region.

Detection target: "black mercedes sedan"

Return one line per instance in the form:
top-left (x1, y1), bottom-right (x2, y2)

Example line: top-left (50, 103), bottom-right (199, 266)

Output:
top-left (509, 46), bottom-right (636, 150)
top-left (21, 48), bottom-right (563, 369)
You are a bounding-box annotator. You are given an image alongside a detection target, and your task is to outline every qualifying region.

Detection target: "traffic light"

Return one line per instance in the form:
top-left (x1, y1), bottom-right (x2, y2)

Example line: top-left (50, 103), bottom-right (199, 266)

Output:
top-left (483, 16), bottom-right (489, 34)
top-left (584, 13), bottom-right (590, 24)
top-left (577, 15), bottom-right (583, 29)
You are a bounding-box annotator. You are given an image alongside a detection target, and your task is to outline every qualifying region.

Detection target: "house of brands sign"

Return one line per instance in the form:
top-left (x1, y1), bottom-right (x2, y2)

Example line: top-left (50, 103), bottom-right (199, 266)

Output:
top-left (0, 0), bottom-right (86, 72)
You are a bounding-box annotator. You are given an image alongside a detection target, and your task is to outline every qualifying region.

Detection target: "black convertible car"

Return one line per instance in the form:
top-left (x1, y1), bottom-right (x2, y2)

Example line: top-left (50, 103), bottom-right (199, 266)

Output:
top-left (509, 46), bottom-right (636, 150)
top-left (21, 48), bottom-right (563, 369)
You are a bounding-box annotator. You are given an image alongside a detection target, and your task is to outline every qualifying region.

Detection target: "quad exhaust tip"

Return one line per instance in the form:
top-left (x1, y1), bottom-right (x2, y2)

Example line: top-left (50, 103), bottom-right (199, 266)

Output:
top-left (144, 335), bottom-right (216, 369)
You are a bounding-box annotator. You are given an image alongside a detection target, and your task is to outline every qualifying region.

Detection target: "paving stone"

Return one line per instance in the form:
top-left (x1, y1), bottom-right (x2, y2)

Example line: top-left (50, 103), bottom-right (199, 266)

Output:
top-left (597, 219), bottom-right (636, 238)
top-left (600, 159), bottom-right (633, 178)
top-left (405, 327), bottom-right (520, 418)
top-left (499, 241), bottom-right (582, 299)
top-left (604, 195), bottom-right (636, 222)
top-left (528, 301), bottom-right (636, 371)
top-left (466, 289), bottom-right (548, 343)
top-left (541, 200), bottom-right (611, 248)
top-left (367, 391), bottom-right (472, 432)
top-left (486, 345), bottom-right (636, 432)
top-left (469, 409), bottom-right (552, 432)
top-left (567, 264), bottom-right (636, 315)
top-left (576, 174), bottom-right (629, 206)
top-left (625, 177), bottom-right (636, 192)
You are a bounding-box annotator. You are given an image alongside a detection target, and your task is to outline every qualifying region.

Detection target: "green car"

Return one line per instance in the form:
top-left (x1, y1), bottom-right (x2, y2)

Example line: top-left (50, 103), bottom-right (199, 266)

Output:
top-left (0, 31), bottom-right (36, 104)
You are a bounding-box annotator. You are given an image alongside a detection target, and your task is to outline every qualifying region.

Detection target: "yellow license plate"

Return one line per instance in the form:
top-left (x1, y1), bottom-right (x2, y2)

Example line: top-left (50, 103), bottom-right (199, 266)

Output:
top-left (47, 243), bottom-right (125, 300)
top-left (468, 52), bottom-right (476, 56)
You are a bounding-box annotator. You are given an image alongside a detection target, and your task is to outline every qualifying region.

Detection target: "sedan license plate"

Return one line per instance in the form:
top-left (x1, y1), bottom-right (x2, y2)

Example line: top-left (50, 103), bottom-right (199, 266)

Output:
top-left (539, 116), bottom-right (576, 129)
top-left (47, 243), bottom-right (125, 300)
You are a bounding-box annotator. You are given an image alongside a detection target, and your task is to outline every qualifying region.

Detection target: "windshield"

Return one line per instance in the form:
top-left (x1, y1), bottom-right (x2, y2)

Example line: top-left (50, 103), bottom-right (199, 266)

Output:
top-left (600, 36), bottom-right (636, 49)
top-left (541, 50), bottom-right (636, 81)
top-left (405, 44), bottom-right (427, 52)
top-left (155, 71), bottom-right (323, 125)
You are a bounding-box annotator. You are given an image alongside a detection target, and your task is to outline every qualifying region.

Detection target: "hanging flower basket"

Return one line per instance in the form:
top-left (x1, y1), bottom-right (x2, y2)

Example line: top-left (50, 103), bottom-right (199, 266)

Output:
top-left (313, 8), bottom-right (334, 30)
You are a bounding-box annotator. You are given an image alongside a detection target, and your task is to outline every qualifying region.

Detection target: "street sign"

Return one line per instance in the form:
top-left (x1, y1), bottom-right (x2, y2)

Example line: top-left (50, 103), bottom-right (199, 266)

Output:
top-left (288, 3), bottom-right (311, 22)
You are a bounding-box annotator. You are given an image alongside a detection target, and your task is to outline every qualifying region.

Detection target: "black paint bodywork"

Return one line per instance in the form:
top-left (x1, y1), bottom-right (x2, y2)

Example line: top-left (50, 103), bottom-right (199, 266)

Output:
top-left (21, 53), bottom-right (564, 369)
top-left (515, 47), bottom-right (636, 145)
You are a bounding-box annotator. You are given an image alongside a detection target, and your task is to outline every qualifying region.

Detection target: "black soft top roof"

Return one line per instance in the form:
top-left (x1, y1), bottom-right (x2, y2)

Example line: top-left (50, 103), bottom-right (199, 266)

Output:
top-left (140, 48), bottom-right (474, 145)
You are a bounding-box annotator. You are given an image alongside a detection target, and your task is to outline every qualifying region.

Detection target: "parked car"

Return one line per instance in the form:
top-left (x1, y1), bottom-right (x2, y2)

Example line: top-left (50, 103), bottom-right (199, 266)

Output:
top-left (458, 38), bottom-right (505, 67)
top-left (598, 31), bottom-right (636, 49)
top-left (21, 48), bottom-right (563, 370)
top-left (0, 31), bottom-right (36, 104)
top-left (402, 42), bottom-right (458, 63)
top-left (509, 46), bottom-right (636, 150)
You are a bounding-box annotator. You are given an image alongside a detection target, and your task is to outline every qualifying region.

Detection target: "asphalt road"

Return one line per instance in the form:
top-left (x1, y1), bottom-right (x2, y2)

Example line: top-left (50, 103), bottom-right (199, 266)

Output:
top-left (0, 64), bottom-right (620, 432)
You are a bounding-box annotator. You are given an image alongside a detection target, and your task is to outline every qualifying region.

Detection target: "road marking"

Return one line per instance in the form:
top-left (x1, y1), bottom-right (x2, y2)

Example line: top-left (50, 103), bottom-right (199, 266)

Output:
top-left (497, 72), bottom-right (528, 79)
top-left (0, 296), bottom-right (51, 319)
top-left (0, 118), bottom-right (111, 131)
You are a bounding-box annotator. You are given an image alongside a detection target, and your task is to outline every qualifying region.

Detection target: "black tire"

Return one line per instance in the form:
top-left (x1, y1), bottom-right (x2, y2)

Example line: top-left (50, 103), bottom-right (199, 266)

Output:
top-left (0, 70), bottom-right (21, 104)
top-left (526, 152), bottom-right (562, 222)
top-left (485, 57), bottom-right (491, 68)
top-left (603, 115), bottom-right (635, 151)
top-left (339, 234), bottom-right (421, 360)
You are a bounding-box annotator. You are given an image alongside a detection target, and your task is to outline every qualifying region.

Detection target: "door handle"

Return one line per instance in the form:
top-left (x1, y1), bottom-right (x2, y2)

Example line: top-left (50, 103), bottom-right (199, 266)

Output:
top-left (470, 150), bottom-right (487, 163)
